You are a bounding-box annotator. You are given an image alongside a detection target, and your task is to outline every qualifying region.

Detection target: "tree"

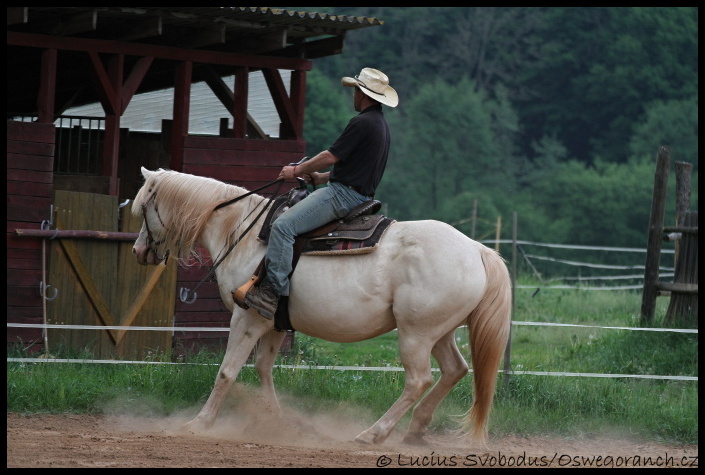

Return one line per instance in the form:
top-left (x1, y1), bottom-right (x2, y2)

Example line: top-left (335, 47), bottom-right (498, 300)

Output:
top-left (303, 69), bottom-right (351, 157)
top-left (379, 76), bottom-right (502, 219)
top-left (517, 7), bottom-right (698, 164)
top-left (628, 98), bottom-right (699, 170)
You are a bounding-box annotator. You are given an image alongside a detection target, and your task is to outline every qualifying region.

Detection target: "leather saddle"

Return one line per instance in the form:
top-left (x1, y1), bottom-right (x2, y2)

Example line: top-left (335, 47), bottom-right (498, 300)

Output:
top-left (258, 195), bottom-right (394, 255)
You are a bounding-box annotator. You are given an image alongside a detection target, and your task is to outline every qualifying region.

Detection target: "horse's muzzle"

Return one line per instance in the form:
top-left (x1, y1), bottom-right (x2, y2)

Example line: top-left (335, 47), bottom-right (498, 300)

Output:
top-left (133, 244), bottom-right (164, 266)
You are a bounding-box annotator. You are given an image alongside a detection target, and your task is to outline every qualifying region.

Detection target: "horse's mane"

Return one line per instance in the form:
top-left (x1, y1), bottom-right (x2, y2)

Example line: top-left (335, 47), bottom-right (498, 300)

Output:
top-left (132, 169), bottom-right (259, 261)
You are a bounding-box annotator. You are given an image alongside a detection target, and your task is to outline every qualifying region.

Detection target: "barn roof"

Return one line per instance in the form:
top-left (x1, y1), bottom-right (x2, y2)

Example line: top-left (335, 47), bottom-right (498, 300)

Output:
top-left (6, 7), bottom-right (383, 117)
top-left (7, 7), bottom-right (382, 53)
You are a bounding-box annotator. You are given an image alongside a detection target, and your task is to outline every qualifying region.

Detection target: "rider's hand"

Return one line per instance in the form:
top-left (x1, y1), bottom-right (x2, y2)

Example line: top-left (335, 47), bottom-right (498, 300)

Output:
top-left (278, 165), bottom-right (296, 180)
top-left (306, 172), bottom-right (328, 187)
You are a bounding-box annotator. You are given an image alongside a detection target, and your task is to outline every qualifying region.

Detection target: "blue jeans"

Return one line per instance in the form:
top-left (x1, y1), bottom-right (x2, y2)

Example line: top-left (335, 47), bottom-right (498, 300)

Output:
top-left (263, 181), bottom-right (369, 296)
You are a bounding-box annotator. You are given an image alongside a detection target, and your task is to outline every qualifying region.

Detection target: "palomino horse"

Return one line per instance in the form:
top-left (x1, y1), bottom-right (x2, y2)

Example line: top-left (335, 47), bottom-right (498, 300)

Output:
top-left (131, 167), bottom-right (511, 446)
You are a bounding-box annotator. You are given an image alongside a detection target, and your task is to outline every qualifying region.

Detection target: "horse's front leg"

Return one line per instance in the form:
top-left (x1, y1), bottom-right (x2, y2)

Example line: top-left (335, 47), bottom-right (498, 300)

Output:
top-left (254, 330), bottom-right (287, 413)
top-left (184, 309), bottom-right (272, 433)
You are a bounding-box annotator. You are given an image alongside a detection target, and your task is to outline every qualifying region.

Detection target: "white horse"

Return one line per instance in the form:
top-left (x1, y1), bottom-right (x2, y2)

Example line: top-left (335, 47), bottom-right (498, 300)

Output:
top-left (131, 167), bottom-right (511, 446)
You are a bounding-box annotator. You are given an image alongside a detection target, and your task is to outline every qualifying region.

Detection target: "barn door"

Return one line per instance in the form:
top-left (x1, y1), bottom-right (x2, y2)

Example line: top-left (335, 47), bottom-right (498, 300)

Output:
top-left (46, 190), bottom-right (177, 359)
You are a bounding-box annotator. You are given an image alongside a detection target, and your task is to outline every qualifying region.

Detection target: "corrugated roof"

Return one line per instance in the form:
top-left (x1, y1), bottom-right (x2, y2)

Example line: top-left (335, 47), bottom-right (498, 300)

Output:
top-left (7, 7), bottom-right (384, 117)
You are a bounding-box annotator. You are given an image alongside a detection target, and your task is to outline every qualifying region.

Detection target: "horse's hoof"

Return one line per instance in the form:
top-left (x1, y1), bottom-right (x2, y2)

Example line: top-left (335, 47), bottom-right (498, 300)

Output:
top-left (354, 430), bottom-right (377, 445)
top-left (182, 418), bottom-right (209, 434)
top-left (354, 429), bottom-right (387, 445)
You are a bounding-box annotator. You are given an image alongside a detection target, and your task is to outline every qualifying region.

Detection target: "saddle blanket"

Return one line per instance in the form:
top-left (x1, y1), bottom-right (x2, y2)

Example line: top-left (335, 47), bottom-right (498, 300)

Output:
top-left (298, 215), bottom-right (395, 255)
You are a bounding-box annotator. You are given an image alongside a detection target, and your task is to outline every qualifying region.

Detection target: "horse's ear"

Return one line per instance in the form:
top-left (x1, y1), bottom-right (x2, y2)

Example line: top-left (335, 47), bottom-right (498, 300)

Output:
top-left (141, 166), bottom-right (152, 179)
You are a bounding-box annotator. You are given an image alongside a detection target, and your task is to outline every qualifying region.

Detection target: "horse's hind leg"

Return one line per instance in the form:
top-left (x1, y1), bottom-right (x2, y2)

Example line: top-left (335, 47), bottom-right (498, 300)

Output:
top-left (184, 311), bottom-right (271, 432)
top-left (254, 330), bottom-right (287, 413)
top-left (354, 332), bottom-right (435, 445)
top-left (403, 330), bottom-right (468, 444)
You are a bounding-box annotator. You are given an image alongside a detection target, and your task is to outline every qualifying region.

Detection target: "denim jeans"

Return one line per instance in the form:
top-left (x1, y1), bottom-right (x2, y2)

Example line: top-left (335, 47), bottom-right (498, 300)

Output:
top-left (263, 181), bottom-right (369, 296)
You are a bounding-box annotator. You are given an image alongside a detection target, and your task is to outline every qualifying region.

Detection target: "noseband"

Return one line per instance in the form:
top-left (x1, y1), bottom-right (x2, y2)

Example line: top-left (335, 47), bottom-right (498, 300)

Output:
top-left (141, 190), bottom-right (170, 263)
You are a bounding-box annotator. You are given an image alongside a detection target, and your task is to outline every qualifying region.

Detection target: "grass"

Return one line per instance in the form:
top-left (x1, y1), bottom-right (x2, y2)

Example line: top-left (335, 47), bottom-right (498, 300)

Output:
top-left (6, 281), bottom-right (698, 445)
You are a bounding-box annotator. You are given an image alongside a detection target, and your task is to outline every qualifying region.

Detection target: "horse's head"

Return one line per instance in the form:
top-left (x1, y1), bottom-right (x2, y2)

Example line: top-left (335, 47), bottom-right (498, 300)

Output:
top-left (132, 167), bottom-right (170, 265)
top-left (131, 167), bottom-right (251, 266)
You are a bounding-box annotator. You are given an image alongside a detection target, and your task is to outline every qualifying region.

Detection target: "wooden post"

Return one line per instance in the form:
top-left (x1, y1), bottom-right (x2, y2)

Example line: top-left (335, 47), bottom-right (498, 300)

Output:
top-left (665, 210), bottom-right (698, 324)
top-left (640, 147), bottom-right (670, 323)
top-left (673, 161), bottom-right (693, 263)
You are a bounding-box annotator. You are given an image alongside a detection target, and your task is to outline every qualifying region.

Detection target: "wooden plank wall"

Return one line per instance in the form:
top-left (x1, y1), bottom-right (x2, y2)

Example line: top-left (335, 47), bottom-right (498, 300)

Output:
top-left (174, 136), bottom-right (305, 354)
top-left (6, 121), bottom-right (55, 353)
top-left (45, 193), bottom-right (177, 359)
top-left (47, 191), bottom-right (119, 355)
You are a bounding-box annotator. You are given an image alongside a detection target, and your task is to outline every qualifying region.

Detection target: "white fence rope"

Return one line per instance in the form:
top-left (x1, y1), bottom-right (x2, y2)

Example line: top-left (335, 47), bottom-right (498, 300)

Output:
top-left (6, 322), bottom-right (698, 334)
top-left (7, 322), bottom-right (697, 381)
top-left (482, 239), bottom-right (676, 254)
top-left (5, 358), bottom-right (697, 382)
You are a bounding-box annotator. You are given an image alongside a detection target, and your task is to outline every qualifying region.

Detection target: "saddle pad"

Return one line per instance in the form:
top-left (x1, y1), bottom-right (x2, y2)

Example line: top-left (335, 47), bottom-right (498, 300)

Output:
top-left (301, 217), bottom-right (395, 255)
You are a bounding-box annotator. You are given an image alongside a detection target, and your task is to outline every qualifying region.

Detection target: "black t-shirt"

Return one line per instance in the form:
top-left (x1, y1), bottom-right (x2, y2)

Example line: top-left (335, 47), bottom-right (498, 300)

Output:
top-left (328, 104), bottom-right (390, 197)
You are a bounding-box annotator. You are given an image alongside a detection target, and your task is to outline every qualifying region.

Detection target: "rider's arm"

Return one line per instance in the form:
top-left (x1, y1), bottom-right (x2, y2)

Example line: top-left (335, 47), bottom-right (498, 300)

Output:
top-left (279, 150), bottom-right (340, 181)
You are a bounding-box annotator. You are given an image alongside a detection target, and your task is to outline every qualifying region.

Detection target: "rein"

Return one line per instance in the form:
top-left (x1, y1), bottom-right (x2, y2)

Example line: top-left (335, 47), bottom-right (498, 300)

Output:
top-left (141, 191), bottom-right (171, 263)
top-left (179, 178), bottom-right (284, 304)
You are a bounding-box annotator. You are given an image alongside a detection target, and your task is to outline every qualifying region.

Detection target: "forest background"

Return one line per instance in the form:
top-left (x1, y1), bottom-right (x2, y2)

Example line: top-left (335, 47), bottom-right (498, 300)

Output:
top-left (290, 7), bottom-right (697, 272)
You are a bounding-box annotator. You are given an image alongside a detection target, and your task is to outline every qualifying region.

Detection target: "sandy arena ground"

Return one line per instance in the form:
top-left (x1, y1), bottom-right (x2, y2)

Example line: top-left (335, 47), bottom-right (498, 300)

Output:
top-left (6, 387), bottom-right (698, 468)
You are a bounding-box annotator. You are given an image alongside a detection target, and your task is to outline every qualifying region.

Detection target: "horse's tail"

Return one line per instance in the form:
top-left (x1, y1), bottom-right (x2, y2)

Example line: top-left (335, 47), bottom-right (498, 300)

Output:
top-left (463, 245), bottom-right (512, 444)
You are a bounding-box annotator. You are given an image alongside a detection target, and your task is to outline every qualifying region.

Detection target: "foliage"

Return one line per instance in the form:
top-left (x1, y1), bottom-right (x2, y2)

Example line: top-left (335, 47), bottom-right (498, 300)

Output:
top-left (299, 6), bottom-right (698, 248)
top-left (303, 68), bottom-right (351, 157)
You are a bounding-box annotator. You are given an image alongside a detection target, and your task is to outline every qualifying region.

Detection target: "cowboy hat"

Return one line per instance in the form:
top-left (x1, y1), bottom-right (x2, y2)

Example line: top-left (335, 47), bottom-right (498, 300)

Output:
top-left (341, 68), bottom-right (398, 108)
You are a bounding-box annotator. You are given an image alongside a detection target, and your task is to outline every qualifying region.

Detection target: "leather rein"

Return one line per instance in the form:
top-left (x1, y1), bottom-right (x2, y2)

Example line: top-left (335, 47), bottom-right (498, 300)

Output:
top-left (141, 178), bottom-right (284, 304)
top-left (180, 178), bottom-right (285, 303)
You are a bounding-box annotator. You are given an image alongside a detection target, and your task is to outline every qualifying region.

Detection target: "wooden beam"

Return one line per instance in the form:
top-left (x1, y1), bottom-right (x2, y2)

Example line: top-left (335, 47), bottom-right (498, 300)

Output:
top-left (200, 66), bottom-right (267, 139)
top-left (121, 56), bottom-right (154, 115)
top-left (262, 68), bottom-right (298, 139)
top-left (640, 147), bottom-right (670, 323)
top-left (174, 24), bottom-right (226, 49)
top-left (229, 30), bottom-right (287, 54)
top-left (233, 67), bottom-right (248, 139)
top-left (114, 262), bottom-right (167, 344)
top-left (658, 282), bottom-right (698, 294)
top-left (37, 49), bottom-right (57, 124)
top-left (49, 10), bottom-right (98, 36)
top-left (7, 7), bottom-right (28, 25)
top-left (57, 237), bottom-right (118, 344)
top-left (113, 15), bottom-right (163, 41)
top-left (8, 31), bottom-right (313, 71)
top-left (171, 61), bottom-right (192, 172)
top-left (15, 228), bottom-right (138, 241)
top-left (87, 50), bottom-right (118, 115)
top-left (278, 35), bottom-right (345, 60)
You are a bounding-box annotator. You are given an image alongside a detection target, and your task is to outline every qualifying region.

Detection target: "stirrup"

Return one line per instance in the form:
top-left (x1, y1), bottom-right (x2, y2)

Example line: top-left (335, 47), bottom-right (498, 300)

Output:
top-left (232, 274), bottom-right (260, 309)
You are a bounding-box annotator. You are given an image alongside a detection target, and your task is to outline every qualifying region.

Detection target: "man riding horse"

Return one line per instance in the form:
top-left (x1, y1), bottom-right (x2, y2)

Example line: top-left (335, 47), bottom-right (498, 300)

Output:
top-left (245, 67), bottom-right (399, 320)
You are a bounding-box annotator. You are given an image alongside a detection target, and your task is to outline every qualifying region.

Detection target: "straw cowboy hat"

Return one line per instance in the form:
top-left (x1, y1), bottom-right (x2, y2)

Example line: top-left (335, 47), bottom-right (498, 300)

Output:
top-left (341, 67), bottom-right (398, 108)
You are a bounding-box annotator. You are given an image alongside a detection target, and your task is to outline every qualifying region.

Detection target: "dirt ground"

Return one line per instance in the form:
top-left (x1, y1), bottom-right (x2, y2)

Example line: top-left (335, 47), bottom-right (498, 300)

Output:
top-left (7, 390), bottom-right (699, 468)
top-left (7, 414), bottom-right (698, 469)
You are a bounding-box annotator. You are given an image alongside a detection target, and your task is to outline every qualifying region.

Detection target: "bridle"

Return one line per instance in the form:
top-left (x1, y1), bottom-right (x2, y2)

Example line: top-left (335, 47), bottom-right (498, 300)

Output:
top-left (139, 177), bottom-right (287, 303)
top-left (140, 190), bottom-right (171, 264)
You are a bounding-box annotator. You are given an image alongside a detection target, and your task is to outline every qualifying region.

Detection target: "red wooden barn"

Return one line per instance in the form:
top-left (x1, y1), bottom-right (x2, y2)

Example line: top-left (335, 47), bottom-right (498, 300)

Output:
top-left (6, 7), bottom-right (382, 358)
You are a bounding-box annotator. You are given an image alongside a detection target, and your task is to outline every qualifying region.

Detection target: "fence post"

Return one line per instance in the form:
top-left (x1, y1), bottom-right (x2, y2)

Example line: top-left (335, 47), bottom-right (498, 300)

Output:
top-left (640, 147), bottom-right (670, 323)
top-left (665, 210), bottom-right (698, 324)
top-left (673, 161), bottom-right (693, 264)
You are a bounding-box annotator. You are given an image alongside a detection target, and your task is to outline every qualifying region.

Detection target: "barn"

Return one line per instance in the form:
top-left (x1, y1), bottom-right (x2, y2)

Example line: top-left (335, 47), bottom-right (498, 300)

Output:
top-left (6, 7), bottom-right (382, 358)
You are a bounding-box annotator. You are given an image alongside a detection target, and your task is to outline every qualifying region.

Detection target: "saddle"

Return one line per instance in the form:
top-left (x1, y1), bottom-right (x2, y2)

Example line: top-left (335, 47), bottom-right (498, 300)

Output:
top-left (234, 196), bottom-right (396, 331)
